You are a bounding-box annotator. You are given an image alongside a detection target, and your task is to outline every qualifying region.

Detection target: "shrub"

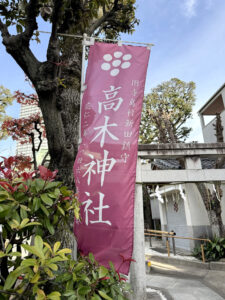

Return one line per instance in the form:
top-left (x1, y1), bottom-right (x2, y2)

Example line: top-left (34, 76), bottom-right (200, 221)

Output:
top-left (193, 237), bottom-right (225, 261)
top-left (0, 156), bottom-right (131, 299)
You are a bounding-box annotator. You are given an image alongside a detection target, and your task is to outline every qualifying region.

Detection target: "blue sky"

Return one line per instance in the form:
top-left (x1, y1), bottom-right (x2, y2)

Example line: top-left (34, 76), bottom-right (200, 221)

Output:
top-left (1, 0), bottom-right (225, 155)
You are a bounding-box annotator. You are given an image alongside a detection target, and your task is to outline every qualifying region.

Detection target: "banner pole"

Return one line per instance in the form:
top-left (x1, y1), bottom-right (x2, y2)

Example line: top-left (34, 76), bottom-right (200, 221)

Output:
top-left (78, 33), bottom-right (87, 145)
top-left (39, 31), bottom-right (154, 48)
top-left (129, 157), bottom-right (147, 300)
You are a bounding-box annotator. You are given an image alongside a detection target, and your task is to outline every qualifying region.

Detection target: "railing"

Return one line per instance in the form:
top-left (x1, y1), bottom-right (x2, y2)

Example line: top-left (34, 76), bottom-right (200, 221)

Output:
top-left (144, 229), bottom-right (211, 263)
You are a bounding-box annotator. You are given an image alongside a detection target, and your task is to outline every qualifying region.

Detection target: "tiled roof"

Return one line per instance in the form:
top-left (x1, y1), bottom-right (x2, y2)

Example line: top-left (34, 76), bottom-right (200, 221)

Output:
top-left (152, 158), bottom-right (225, 170)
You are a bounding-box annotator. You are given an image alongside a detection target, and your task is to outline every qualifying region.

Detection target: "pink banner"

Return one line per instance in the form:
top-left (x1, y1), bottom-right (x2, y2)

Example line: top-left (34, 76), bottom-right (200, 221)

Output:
top-left (74, 42), bottom-right (150, 275)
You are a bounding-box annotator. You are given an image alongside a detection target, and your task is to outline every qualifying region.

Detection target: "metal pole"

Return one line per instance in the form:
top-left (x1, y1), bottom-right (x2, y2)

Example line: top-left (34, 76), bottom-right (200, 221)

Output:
top-left (172, 237), bottom-right (176, 256)
top-left (72, 34), bottom-right (88, 261)
top-left (130, 157), bottom-right (146, 300)
top-left (149, 235), bottom-right (152, 248)
top-left (78, 33), bottom-right (87, 145)
top-left (39, 30), bottom-right (154, 47)
top-left (201, 244), bottom-right (205, 263)
top-left (166, 237), bottom-right (170, 257)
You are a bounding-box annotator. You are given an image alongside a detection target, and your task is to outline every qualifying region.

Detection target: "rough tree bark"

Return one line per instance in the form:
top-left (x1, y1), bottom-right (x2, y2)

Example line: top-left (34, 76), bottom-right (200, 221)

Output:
top-left (143, 184), bottom-right (154, 229)
top-left (196, 182), bottom-right (224, 237)
top-left (196, 113), bottom-right (225, 237)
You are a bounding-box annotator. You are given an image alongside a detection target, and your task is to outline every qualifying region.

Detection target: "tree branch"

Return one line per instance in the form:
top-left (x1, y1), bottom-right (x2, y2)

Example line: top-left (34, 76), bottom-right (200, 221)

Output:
top-left (0, 20), bottom-right (10, 40)
top-left (41, 151), bottom-right (49, 166)
top-left (87, 0), bottom-right (119, 35)
top-left (0, 1), bottom-right (40, 83)
top-left (47, 0), bottom-right (63, 63)
top-left (23, 0), bottom-right (39, 43)
top-left (34, 121), bottom-right (43, 153)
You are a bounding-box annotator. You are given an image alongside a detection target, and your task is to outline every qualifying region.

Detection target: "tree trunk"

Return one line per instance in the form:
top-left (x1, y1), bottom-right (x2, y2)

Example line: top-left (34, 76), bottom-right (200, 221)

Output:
top-left (143, 184), bottom-right (154, 229)
top-left (33, 41), bottom-right (82, 251)
top-left (196, 183), bottom-right (225, 237)
top-left (35, 40), bottom-right (82, 189)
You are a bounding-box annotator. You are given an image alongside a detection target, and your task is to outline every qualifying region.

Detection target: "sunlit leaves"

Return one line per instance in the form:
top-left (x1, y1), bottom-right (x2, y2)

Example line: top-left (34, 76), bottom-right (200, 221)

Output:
top-left (140, 78), bottom-right (196, 144)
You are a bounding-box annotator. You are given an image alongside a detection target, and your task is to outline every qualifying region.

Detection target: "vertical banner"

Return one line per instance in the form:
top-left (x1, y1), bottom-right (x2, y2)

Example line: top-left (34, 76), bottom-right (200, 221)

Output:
top-left (74, 42), bottom-right (150, 275)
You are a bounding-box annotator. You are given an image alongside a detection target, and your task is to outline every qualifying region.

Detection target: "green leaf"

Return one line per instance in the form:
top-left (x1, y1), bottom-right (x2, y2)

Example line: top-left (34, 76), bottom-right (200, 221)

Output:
top-left (53, 241), bottom-right (61, 253)
top-left (98, 290), bottom-right (112, 300)
top-left (8, 252), bottom-right (21, 257)
top-left (45, 218), bottom-right (55, 235)
top-left (40, 204), bottom-right (49, 216)
top-left (33, 197), bottom-right (41, 211)
top-left (0, 251), bottom-right (6, 258)
top-left (89, 252), bottom-right (95, 264)
top-left (74, 207), bottom-right (80, 219)
top-left (35, 235), bottom-right (43, 251)
top-left (49, 256), bottom-right (67, 263)
top-left (20, 218), bottom-right (29, 228)
top-left (118, 295), bottom-right (126, 300)
top-left (21, 258), bottom-right (37, 267)
top-left (30, 272), bottom-right (41, 283)
top-left (60, 186), bottom-right (72, 197)
top-left (0, 204), bottom-right (10, 213)
top-left (57, 248), bottom-right (72, 255)
top-left (78, 286), bottom-right (91, 296)
top-left (20, 204), bottom-right (30, 211)
top-left (44, 182), bottom-right (61, 190)
top-left (63, 291), bottom-right (75, 297)
top-left (23, 222), bottom-right (41, 228)
top-left (4, 267), bottom-right (27, 290)
top-left (4, 272), bottom-right (18, 290)
top-left (21, 244), bottom-right (44, 259)
top-left (98, 266), bottom-right (108, 279)
top-left (20, 207), bottom-right (28, 219)
top-left (91, 294), bottom-right (101, 300)
top-left (57, 205), bottom-right (65, 216)
top-left (55, 272), bottom-right (72, 283)
top-left (47, 291), bottom-right (61, 300)
top-left (74, 262), bottom-right (85, 272)
top-left (34, 179), bottom-right (45, 192)
top-left (109, 261), bottom-right (115, 272)
top-left (6, 244), bottom-right (12, 254)
top-left (47, 263), bottom-right (58, 271)
top-left (41, 194), bottom-right (53, 206)
top-left (0, 190), bottom-right (9, 200)
top-left (216, 245), bottom-right (220, 252)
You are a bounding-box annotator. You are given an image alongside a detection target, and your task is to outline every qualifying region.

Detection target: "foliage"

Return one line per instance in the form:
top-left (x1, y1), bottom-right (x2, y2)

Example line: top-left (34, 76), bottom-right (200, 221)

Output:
top-left (0, 0), bottom-right (138, 39)
top-left (193, 237), bottom-right (225, 262)
top-left (1, 237), bottom-right (130, 300)
top-left (140, 78), bottom-right (196, 144)
top-left (2, 113), bottom-right (45, 144)
top-left (1, 90), bottom-right (46, 170)
top-left (0, 0), bottom-right (139, 187)
top-left (0, 86), bottom-right (13, 121)
top-left (0, 156), bottom-right (131, 299)
top-left (0, 86), bottom-right (14, 139)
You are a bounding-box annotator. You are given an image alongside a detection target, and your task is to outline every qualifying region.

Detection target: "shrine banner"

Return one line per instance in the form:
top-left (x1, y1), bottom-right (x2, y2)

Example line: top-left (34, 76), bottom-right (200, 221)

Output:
top-left (74, 42), bottom-right (150, 275)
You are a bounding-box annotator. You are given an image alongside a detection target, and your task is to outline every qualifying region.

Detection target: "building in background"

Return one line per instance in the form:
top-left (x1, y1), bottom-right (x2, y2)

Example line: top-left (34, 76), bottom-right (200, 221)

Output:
top-left (16, 103), bottom-right (48, 164)
top-left (199, 83), bottom-right (225, 143)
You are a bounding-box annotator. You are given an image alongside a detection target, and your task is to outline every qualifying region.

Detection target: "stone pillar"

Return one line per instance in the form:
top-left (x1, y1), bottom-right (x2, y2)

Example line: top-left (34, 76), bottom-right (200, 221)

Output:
top-left (130, 157), bottom-right (146, 300)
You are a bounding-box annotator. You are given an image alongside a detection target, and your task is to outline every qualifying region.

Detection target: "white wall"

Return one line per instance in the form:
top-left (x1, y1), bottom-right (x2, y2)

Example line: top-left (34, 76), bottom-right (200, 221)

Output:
top-left (184, 183), bottom-right (210, 226)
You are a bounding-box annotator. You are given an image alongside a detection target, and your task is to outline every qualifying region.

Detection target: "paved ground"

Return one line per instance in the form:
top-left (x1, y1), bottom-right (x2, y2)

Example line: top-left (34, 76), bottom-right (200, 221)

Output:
top-left (147, 272), bottom-right (225, 300)
top-left (145, 239), bottom-right (225, 300)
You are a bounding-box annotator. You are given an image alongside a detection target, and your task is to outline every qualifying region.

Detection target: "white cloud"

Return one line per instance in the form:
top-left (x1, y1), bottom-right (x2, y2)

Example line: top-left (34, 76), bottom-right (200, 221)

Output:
top-left (183, 0), bottom-right (198, 17)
